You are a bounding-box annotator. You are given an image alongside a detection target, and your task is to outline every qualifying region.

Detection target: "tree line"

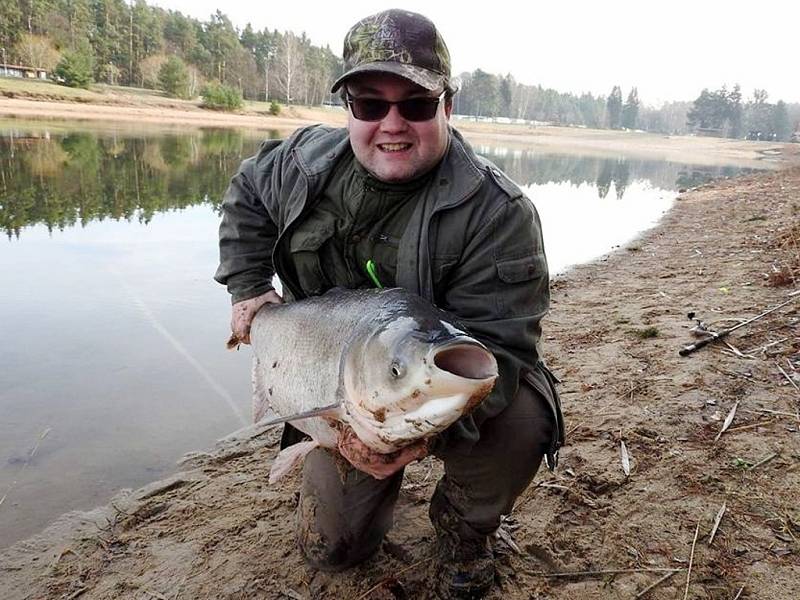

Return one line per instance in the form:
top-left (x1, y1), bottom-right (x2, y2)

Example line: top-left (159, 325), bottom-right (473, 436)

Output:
top-left (1, 1), bottom-right (798, 136)
top-left (0, 0), bottom-right (342, 105)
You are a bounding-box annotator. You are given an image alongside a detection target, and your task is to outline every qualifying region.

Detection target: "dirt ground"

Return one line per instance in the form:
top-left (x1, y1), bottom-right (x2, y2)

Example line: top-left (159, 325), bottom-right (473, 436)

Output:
top-left (2, 145), bottom-right (799, 597)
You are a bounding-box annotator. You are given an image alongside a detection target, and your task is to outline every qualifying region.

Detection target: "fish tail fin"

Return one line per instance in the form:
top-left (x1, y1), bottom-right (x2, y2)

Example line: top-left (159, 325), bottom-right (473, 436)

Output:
top-left (269, 440), bottom-right (319, 483)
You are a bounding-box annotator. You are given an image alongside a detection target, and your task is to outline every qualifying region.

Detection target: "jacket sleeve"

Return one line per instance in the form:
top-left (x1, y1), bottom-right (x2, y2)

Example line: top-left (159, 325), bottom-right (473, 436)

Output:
top-left (435, 187), bottom-right (550, 454)
top-left (214, 140), bottom-right (283, 304)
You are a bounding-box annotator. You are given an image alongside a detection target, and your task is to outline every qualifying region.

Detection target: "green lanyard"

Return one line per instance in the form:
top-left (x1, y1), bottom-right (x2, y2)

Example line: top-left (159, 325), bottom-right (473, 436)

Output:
top-left (365, 259), bottom-right (384, 289)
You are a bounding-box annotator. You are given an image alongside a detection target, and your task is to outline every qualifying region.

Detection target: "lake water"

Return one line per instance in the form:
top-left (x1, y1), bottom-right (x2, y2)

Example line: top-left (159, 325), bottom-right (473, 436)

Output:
top-left (0, 121), bottom-right (754, 547)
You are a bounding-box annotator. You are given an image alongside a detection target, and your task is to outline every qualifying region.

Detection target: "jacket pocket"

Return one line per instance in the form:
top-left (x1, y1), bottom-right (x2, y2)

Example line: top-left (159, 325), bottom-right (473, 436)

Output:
top-left (497, 254), bottom-right (548, 283)
top-left (494, 253), bottom-right (549, 318)
top-left (289, 223), bottom-right (335, 295)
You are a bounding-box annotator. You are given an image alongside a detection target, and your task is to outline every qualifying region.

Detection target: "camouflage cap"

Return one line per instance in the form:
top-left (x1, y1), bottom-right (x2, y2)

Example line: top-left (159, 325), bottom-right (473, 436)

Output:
top-left (331, 9), bottom-right (452, 94)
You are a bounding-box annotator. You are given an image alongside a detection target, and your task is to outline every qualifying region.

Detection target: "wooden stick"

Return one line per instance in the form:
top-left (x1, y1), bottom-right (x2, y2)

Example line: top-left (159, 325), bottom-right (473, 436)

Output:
top-left (634, 569), bottom-right (681, 599)
top-left (532, 567), bottom-right (682, 579)
top-left (748, 452), bottom-right (778, 471)
top-left (732, 586), bottom-right (745, 600)
top-left (776, 362), bottom-right (800, 394)
top-left (743, 407), bottom-right (797, 418)
top-left (352, 557), bottom-right (434, 600)
top-left (684, 523), bottom-right (700, 600)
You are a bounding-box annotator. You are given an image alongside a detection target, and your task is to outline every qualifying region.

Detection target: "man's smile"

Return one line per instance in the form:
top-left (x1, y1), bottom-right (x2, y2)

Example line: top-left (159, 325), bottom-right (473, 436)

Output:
top-left (377, 143), bottom-right (412, 153)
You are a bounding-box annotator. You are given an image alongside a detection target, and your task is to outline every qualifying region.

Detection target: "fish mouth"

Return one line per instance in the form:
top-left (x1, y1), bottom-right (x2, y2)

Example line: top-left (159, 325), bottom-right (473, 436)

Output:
top-left (433, 341), bottom-right (498, 381)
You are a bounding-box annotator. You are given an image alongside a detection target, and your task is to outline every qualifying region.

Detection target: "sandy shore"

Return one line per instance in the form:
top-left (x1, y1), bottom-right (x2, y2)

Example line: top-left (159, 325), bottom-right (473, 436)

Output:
top-left (1, 145), bottom-right (799, 597)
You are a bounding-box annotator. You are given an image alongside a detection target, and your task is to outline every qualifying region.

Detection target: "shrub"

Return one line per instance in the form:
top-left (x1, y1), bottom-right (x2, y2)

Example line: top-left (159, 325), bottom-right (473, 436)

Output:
top-left (269, 100), bottom-right (281, 116)
top-left (158, 56), bottom-right (191, 99)
top-left (200, 83), bottom-right (243, 111)
top-left (54, 45), bottom-right (94, 89)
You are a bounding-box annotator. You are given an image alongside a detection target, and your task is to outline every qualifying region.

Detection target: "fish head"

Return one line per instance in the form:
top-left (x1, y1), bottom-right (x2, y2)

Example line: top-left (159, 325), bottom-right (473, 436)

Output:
top-left (342, 314), bottom-right (498, 453)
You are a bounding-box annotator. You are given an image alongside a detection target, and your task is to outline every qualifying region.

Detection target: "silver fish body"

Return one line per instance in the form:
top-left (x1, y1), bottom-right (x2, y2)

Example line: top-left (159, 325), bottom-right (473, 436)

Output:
top-left (250, 288), bottom-right (498, 455)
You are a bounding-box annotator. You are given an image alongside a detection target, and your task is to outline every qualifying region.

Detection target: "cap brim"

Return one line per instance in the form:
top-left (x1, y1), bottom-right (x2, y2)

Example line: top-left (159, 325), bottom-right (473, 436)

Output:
top-left (330, 61), bottom-right (447, 93)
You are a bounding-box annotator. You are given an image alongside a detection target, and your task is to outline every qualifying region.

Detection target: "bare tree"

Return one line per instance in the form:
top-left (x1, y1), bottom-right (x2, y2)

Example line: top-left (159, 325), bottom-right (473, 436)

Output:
top-left (14, 34), bottom-right (61, 70)
top-left (274, 32), bottom-right (305, 105)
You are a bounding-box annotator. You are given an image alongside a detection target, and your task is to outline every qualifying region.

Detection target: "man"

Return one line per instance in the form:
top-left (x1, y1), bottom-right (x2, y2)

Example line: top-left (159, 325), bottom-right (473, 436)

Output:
top-left (215, 9), bottom-right (564, 599)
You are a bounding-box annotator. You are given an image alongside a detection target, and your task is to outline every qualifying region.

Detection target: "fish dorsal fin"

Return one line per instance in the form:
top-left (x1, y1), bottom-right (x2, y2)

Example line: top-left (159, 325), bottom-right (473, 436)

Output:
top-left (269, 440), bottom-right (320, 483)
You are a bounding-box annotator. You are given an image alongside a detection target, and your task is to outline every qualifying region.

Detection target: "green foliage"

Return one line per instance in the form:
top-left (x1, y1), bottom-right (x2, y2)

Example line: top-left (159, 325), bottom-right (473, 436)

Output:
top-left (158, 55), bottom-right (191, 99)
top-left (622, 87), bottom-right (639, 130)
top-left (606, 85), bottom-right (622, 129)
top-left (54, 44), bottom-right (95, 88)
top-left (269, 100), bottom-right (281, 115)
top-left (201, 82), bottom-right (243, 111)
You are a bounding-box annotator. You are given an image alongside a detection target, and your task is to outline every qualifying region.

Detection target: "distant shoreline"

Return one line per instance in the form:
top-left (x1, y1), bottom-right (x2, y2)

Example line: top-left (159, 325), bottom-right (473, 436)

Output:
top-left (2, 81), bottom-right (798, 169)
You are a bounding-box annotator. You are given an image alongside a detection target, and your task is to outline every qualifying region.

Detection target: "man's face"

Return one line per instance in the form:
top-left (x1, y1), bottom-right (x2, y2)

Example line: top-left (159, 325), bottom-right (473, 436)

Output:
top-left (346, 73), bottom-right (452, 183)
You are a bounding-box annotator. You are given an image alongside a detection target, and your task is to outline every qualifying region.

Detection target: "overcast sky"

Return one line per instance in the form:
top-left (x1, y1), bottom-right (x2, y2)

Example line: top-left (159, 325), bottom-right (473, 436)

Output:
top-left (148, 0), bottom-right (799, 106)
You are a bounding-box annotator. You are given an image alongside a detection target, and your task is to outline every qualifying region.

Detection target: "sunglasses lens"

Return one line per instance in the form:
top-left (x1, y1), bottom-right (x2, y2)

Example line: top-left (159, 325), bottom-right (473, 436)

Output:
top-left (351, 98), bottom-right (390, 121)
top-left (348, 95), bottom-right (442, 122)
top-left (398, 98), bottom-right (439, 121)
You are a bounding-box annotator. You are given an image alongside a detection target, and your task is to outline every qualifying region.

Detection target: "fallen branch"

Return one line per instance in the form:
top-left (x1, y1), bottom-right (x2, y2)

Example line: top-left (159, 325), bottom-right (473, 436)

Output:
top-left (776, 362), bottom-right (800, 394)
top-left (748, 452), bottom-right (778, 471)
top-left (684, 522), bottom-right (700, 600)
top-left (532, 567), bottom-right (682, 579)
top-left (634, 569), bottom-right (681, 599)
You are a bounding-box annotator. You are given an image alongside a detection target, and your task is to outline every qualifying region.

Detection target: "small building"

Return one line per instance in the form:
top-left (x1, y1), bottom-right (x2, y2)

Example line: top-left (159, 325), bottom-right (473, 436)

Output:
top-left (0, 64), bottom-right (48, 80)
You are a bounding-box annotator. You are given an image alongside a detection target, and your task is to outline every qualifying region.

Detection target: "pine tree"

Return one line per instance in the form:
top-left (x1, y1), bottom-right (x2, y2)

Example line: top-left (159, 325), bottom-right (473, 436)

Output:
top-left (606, 85), bottom-right (622, 129)
top-left (158, 55), bottom-right (190, 98)
top-left (622, 87), bottom-right (639, 130)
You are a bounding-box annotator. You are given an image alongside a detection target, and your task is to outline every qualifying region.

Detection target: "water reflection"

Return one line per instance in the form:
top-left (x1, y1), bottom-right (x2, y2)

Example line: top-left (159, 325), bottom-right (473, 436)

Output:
top-left (474, 145), bottom-right (753, 198)
top-left (0, 128), bottom-right (277, 239)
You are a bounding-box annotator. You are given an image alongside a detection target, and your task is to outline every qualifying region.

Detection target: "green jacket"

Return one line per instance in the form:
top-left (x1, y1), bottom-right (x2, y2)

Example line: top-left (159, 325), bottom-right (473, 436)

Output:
top-left (215, 124), bottom-right (564, 460)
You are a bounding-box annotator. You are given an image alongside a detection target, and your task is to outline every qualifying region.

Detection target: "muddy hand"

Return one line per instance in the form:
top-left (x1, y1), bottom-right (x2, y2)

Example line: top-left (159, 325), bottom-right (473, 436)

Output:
top-left (228, 290), bottom-right (283, 348)
top-left (337, 427), bottom-right (428, 479)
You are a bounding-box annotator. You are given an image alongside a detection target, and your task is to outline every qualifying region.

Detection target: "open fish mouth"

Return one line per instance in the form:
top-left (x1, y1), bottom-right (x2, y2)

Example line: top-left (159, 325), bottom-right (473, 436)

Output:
top-left (433, 341), bottom-right (498, 380)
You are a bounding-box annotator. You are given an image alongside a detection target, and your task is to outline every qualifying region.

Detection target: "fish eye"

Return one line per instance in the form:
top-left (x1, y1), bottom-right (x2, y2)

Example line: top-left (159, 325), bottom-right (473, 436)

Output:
top-left (390, 361), bottom-right (405, 379)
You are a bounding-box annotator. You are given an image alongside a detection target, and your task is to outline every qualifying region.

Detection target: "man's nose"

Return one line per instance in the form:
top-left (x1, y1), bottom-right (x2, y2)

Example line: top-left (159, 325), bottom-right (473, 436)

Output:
top-left (379, 104), bottom-right (408, 132)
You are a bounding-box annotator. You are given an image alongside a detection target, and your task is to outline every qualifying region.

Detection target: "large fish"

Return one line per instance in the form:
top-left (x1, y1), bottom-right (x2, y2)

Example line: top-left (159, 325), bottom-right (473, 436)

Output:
top-left (249, 288), bottom-right (498, 481)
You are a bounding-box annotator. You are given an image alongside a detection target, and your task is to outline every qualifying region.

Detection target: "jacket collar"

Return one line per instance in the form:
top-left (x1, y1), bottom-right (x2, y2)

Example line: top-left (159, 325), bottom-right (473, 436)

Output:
top-left (293, 125), bottom-right (485, 208)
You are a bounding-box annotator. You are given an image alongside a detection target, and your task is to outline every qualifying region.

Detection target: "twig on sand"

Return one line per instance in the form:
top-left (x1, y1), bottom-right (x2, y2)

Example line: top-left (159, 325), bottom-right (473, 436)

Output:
top-left (708, 502), bottom-right (727, 546)
top-left (743, 407), bottom-right (798, 418)
top-left (684, 522), bottom-right (701, 600)
top-left (748, 452), bottom-right (778, 471)
top-left (776, 362), bottom-right (800, 394)
top-left (732, 585), bottom-right (745, 599)
top-left (531, 567), bottom-right (682, 579)
top-left (634, 569), bottom-right (681, 599)
top-left (715, 402), bottom-right (739, 442)
top-left (352, 557), bottom-right (434, 600)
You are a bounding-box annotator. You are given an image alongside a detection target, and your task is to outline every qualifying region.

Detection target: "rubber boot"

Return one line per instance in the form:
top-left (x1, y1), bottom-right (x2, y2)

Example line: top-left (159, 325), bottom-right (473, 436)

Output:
top-left (429, 485), bottom-right (495, 599)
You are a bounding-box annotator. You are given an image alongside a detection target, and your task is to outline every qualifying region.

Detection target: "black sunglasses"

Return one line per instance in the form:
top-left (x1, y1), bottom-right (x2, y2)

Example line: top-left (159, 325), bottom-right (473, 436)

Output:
top-left (346, 91), bottom-right (446, 122)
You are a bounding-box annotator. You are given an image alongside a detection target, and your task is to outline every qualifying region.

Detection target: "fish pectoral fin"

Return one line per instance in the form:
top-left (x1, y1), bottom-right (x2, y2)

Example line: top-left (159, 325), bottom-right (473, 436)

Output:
top-left (256, 402), bottom-right (342, 427)
top-left (269, 440), bottom-right (320, 484)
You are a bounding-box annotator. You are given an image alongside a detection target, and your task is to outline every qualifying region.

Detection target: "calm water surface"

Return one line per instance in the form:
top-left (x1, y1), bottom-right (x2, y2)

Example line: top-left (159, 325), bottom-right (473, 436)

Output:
top-left (0, 121), bottom-right (754, 547)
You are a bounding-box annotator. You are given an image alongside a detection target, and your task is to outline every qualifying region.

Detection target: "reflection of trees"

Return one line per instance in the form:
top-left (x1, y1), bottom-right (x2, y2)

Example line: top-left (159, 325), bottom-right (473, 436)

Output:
top-left (476, 146), bottom-right (757, 197)
top-left (0, 129), bottom-right (274, 239)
